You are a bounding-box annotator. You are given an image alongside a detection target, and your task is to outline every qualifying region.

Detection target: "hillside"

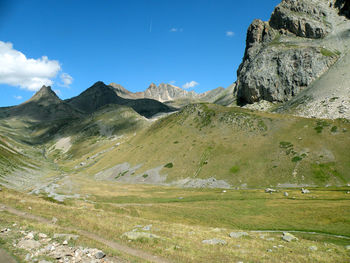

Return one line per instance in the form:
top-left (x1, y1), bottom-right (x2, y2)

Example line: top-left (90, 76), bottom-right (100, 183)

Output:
top-left (69, 103), bottom-right (350, 188)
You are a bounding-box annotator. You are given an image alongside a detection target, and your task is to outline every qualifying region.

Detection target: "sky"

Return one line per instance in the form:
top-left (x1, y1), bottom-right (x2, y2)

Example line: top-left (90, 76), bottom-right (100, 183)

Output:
top-left (0, 0), bottom-right (280, 107)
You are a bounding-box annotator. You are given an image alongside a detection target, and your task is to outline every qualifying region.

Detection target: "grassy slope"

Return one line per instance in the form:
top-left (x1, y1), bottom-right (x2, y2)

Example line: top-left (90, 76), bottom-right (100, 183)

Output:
top-left (77, 103), bottom-right (350, 188)
top-left (1, 185), bottom-right (349, 263)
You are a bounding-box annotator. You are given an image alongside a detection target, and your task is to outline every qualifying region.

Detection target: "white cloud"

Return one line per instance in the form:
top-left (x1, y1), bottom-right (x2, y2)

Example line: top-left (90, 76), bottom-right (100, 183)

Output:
top-left (0, 41), bottom-right (62, 91)
top-left (59, 73), bottom-right (73, 88)
top-left (169, 80), bottom-right (176, 85)
top-left (182, 81), bottom-right (199, 89)
top-left (170, 28), bottom-right (183, 33)
top-left (226, 31), bottom-right (235, 37)
top-left (13, 95), bottom-right (23, 100)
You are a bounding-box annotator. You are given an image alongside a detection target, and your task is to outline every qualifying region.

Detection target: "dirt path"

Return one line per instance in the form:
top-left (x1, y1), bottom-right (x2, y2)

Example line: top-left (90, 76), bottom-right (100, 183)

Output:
top-left (0, 248), bottom-right (17, 263)
top-left (0, 203), bottom-right (172, 263)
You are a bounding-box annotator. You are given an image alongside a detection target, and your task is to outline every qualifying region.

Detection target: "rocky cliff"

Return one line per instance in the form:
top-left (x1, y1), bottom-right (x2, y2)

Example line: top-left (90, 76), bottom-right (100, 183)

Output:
top-left (236, 0), bottom-right (350, 105)
top-left (143, 83), bottom-right (200, 102)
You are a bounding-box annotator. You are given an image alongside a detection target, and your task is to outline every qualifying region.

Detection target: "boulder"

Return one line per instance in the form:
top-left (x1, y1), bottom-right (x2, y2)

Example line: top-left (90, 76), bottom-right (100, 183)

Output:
top-left (17, 239), bottom-right (41, 250)
top-left (94, 250), bottom-right (106, 259)
top-left (265, 188), bottom-right (277, 193)
top-left (301, 188), bottom-right (310, 194)
top-left (122, 231), bottom-right (159, 240)
top-left (202, 238), bottom-right (227, 245)
top-left (229, 232), bottom-right (249, 238)
top-left (309, 246), bottom-right (318, 251)
top-left (282, 232), bottom-right (298, 242)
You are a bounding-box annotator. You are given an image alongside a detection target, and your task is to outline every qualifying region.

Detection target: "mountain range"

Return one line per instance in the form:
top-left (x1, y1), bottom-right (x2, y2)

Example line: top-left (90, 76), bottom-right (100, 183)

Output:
top-left (0, 0), bottom-right (349, 193)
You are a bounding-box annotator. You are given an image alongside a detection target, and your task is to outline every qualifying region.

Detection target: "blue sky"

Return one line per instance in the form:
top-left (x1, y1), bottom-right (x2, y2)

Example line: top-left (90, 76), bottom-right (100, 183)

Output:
top-left (0, 0), bottom-right (280, 106)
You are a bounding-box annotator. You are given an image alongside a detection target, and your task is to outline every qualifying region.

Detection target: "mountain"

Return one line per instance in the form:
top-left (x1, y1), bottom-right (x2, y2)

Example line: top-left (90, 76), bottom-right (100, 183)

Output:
top-left (0, 86), bottom-right (82, 121)
top-left (109, 83), bottom-right (143, 99)
top-left (143, 83), bottom-right (200, 102)
top-left (66, 81), bottom-right (173, 118)
top-left (235, 0), bottom-right (350, 108)
top-left (110, 82), bottom-right (201, 102)
top-left (109, 82), bottom-right (236, 107)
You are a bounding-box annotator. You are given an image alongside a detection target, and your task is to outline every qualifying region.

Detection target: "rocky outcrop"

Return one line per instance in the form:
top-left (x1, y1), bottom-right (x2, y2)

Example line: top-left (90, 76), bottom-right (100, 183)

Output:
top-left (236, 0), bottom-right (350, 105)
top-left (144, 83), bottom-right (200, 102)
top-left (269, 0), bottom-right (331, 39)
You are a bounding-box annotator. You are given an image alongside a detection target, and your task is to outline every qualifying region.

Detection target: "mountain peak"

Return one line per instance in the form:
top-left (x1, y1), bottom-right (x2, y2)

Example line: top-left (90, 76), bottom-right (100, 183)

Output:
top-left (29, 85), bottom-right (60, 103)
top-left (148, 83), bottom-right (157, 89)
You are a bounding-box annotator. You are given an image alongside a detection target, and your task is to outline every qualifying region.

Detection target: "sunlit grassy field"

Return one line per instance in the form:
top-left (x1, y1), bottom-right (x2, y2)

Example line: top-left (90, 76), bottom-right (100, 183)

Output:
top-left (1, 182), bottom-right (350, 262)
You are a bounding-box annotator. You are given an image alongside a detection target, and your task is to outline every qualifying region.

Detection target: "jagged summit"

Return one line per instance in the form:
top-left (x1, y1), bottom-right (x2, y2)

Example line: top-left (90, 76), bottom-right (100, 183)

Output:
top-left (66, 81), bottom-right (173, 118)
top-left (28, 85), bottom-right (61, 105)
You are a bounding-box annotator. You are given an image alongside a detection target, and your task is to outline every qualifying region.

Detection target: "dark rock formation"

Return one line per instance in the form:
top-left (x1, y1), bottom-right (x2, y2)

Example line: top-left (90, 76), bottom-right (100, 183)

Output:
top-left (66, 81), bottom-right (173, 118)
top-left (236, 0), bottom-right (349, 104)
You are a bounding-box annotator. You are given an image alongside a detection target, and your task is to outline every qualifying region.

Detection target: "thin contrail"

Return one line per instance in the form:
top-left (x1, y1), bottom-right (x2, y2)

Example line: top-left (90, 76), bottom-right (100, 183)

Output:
top-left (149, 19), bottom-right (152, 33)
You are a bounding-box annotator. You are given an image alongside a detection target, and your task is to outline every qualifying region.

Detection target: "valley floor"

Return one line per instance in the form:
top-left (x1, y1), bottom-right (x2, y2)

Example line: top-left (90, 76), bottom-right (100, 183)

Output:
top-left (1, 182), bottom-right (350, 263)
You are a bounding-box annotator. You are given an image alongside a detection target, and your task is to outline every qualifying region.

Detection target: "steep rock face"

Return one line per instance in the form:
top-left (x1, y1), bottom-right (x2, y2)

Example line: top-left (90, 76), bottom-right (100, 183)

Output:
top-left (143, 83), bottom-right (200, 102)
top-left (269, 0), bottom-right (330, 39)
top-left (109, 83), bottom-right (142, 99)
top-left (236, 0), bottom-right (349, 104)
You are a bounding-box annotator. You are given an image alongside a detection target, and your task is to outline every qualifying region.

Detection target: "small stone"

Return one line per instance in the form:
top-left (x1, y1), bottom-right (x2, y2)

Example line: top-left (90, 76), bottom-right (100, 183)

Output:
top-left (266, 249), bottom-right (273, 252)
top-left (142, 225), bottom-right (152, 231)
top-left (266, 237), bottom-right (275, 241)
top-left (345, 245), bottom-right (350, 250)
top-left (282, 232), bottom-right (298, 242)
top-left (62, 240), bottom-right (68, 245)
top-left (28, 206), bottom-right (32, 210)
top-left (52, 217), bottom-right (58, 224)
top-left (301, 188), bottom-right (310, 194)
top-left (122, 231), bottom-right (159, 240)
top-left (309, 246), bottom-right (318, 251)
top-left (222, 190), bottom-right (227, 193)
top-left (265, 188), bottom-right (276, 193)
top-left (284, 192), bottom-right (289, 197)
top-left (202, 238), bottom-right (227, 245)
top-left (229, 232), bottom-right (249, 238)
top-left (26, 232), bottom-right (35, 239)
top-left (178, 197), bottom-right (184, 200)
top-left (25, 253), bottom-right (31, 261)
top-left (94, 250), bottom-right (105, 259)
top-left (38, 233), bottom-right (47, 238)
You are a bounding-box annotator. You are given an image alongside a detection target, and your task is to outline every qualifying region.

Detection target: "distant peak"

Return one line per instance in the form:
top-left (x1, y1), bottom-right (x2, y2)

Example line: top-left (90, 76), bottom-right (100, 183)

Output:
top-left (29, 85), bottom-right (60, 102)
top-left (148, 83), bottom-right (157, 89)
top-left (92, 81), bottom-right (106, 87)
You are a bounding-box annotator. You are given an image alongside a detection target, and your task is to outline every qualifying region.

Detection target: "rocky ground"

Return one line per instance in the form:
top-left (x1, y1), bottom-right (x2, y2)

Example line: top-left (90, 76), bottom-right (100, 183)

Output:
top-left (0, 226), bottom-right (121, 263)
